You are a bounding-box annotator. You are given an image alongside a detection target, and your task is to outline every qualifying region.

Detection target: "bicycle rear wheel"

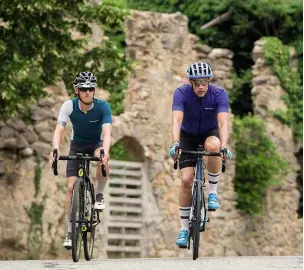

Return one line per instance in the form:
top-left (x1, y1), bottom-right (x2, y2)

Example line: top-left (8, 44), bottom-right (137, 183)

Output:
top-left (83, 183), bottom-right (96, 261)
top-left (192, 181), bottom-right (202, 260)
top-left (71, 179), bottom-right (84, 262)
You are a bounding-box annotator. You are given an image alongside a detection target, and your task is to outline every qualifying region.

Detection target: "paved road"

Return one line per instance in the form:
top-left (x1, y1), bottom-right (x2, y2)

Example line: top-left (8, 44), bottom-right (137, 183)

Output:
top-left (0, 256), bottom-right (302, 270)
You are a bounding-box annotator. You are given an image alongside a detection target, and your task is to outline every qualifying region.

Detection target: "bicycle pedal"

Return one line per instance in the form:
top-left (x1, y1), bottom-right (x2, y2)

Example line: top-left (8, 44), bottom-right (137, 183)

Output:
top-left (64, 246), bottom-right (72, 251)
top-left (208, 208), bottom-right (216, 212)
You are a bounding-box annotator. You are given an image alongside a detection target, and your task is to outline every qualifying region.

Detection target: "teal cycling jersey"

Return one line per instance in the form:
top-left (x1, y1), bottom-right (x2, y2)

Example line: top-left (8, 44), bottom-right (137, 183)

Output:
top-left (57, 98), bottom-right (112, 144)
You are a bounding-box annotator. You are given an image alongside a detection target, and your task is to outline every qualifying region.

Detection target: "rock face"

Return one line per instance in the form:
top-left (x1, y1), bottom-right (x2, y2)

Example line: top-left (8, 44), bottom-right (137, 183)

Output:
top-left (250, 39), bottom-right (302, 255)
top-left (0, 11), bottom-right (301, 260)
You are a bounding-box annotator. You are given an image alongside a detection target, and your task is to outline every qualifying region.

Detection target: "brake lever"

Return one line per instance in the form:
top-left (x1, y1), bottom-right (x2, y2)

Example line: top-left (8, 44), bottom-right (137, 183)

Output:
top-left (173, 147), bottom-right (181, 170)
top-left (221, 148), bottom-right (227, 173)
top-left (52, 149), bottom-right (58, 176)
top-left (100, 148), bottom-right (107, 177)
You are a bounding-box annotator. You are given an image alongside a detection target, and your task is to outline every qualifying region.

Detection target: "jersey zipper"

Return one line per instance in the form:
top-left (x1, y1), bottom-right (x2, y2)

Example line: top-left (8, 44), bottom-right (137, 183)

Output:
top-left (198, 98), bottom-right (202, 134)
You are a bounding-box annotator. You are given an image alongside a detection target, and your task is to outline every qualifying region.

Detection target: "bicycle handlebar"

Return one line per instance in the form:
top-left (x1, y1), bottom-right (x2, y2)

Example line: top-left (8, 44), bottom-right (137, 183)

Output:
top-left (58, 156), bottom-right (101, 161)
top-left (173, 147), bottom-right (227, 172)
top-left (52, 149), bottom-right (107, 177)
top-left (181, 150), bottom-right (221, 156)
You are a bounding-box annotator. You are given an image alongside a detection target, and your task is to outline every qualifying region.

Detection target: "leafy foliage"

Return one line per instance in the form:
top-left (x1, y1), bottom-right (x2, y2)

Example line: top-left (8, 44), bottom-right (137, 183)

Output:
top-left (102, 1), bottom-right (132, 115)
top-left (233, 116), bottom-right (288, 215)
top-left (0, 0), bottom-right (132, 119)
top-left (110, 141), bottom-right (134, 161)
top-left (34, 150), bottom-right (41, 198)
top-left (128, 0), bottom-right (302, 69)
top-left (263, 37), bottom-right (303, 141)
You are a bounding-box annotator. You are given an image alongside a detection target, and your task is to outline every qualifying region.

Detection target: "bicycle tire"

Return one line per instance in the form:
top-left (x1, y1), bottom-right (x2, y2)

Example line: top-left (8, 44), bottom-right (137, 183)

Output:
top-left (71, 179), bottom-right (84, 262)
top-left (192, 181), bottom-right (202, 260)
top-left (83, 183), bottom-right (96, 261)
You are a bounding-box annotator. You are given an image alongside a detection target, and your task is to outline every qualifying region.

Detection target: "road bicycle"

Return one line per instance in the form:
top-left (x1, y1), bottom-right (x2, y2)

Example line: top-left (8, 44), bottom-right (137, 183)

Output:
top-left (174, 145), bottom-right (227, 260)
top-left (52, 149), bottom-right (107, 262)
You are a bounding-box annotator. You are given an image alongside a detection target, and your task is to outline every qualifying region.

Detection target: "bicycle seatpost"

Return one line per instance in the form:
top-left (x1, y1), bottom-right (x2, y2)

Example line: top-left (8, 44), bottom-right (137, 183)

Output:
top-left (99, 149), bottom-right (107, 177)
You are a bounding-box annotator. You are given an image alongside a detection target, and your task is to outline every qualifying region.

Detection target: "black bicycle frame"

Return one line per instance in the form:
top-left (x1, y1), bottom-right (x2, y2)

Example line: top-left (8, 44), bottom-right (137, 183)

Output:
top-left (193, 146), bottom-right (206, 227)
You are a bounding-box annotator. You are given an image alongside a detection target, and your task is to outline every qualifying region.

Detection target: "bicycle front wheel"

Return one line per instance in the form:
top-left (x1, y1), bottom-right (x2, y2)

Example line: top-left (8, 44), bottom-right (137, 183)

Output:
top-left (83, 183), bottom-right (96, 261)
top-left (192, 181), bottom-right (202, 260)
top-left (71, 179), bottom-right (84, 262)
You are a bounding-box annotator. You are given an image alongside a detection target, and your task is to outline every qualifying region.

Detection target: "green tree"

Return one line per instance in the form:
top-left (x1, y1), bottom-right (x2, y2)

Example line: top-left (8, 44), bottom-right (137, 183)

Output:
top-left (128, 0), bottom-right (302, 69)
top-left (0, 0), bottom-right (132, 119)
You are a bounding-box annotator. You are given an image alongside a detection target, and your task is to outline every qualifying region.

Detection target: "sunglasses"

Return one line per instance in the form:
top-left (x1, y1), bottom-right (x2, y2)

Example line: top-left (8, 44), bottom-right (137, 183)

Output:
top-left (192, 79), bottom-right (209, 86)
top-left (78, 88), bottom-right (95, 92)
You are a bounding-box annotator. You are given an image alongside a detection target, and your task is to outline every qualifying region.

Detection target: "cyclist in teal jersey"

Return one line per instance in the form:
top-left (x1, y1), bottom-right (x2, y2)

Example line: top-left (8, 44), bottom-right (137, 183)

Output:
top-left (169, 62), bottom-right (232, 248)
top-left (49, 71), bottom-right (112, 249)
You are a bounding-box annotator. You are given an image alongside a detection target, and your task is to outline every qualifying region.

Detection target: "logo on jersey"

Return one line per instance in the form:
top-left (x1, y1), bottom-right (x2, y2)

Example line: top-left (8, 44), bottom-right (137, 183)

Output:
top-left (90, 119), bottom-right (99, 122)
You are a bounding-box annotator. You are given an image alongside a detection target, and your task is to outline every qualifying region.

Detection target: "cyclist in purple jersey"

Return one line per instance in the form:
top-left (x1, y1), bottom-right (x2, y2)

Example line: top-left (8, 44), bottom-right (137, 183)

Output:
top-left (169, 62), bottom-right (232, 248)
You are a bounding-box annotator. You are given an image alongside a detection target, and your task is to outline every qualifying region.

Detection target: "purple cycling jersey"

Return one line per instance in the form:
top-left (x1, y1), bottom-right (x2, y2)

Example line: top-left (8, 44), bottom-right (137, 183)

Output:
top-left (172, 83), bottom-right (229, 136)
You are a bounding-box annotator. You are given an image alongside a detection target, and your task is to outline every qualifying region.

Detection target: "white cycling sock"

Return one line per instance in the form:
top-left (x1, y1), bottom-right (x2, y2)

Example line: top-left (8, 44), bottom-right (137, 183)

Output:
top-left (66, 215), bottom-right (72, 233)
top-left (96, 181), bottom-right (107, 195)
top-left (208, 171), bottom-right (220, 194)
top-left (180, 206), bottom-right (191, 231)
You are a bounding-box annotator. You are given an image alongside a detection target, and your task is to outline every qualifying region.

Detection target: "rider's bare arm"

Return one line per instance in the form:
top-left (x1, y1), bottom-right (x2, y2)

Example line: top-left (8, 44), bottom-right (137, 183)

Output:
top-left (217, 112), bottom-right (229, 147)
top-left (52, 123), bottom-right (65, 149)
top-left (172, 110), bottom-right (184, 142)
top-left (102, 123), bottom-right (112, 154)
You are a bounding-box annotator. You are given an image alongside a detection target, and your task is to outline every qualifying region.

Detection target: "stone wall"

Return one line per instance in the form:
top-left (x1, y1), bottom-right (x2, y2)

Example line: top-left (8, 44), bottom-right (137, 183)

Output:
top-left (0, 11), bottom-right (302, 260)
top-left (249, 39), bottom-right (302, 255)
top-left (0, 82), bottom-right (71, 259)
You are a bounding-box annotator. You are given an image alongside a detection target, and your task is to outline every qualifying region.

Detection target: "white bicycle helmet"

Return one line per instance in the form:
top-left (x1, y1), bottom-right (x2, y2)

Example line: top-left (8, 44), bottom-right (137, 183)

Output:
top-left (186, 62), bottom-right (213, 79)
top-left (73, 71), bottom-right (97, 88)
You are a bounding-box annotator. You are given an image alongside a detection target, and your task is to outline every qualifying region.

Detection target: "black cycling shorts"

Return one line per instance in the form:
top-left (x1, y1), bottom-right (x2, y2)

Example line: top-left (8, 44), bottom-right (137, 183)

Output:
top-left (179, 129), bottom-right (220, 169)
top-left (66, 141), bottom-right (103, 177)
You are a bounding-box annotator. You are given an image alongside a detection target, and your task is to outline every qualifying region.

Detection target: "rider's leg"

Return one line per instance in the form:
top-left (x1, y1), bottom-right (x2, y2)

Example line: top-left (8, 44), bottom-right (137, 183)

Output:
top-left (204, 136), bottom-right (221, 210)
top-left (179, 167), bottom-right (195, 230)
top-left (94, 147), bottom-right (109, 210)
top-left (63, 174), bottom-right (77, 248)
top-left (65, 176), bottom-right (77, 232)
top-left (204, 136), bottom-right (221, 192)
top-left (176, 167), bottom-right (194, 247)
top-left (176, 131), bottom-right (199, 247)
top-left (63, 142), bottom-right (81, 247)
top-left (94, 146), bottom-right (109, 193)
